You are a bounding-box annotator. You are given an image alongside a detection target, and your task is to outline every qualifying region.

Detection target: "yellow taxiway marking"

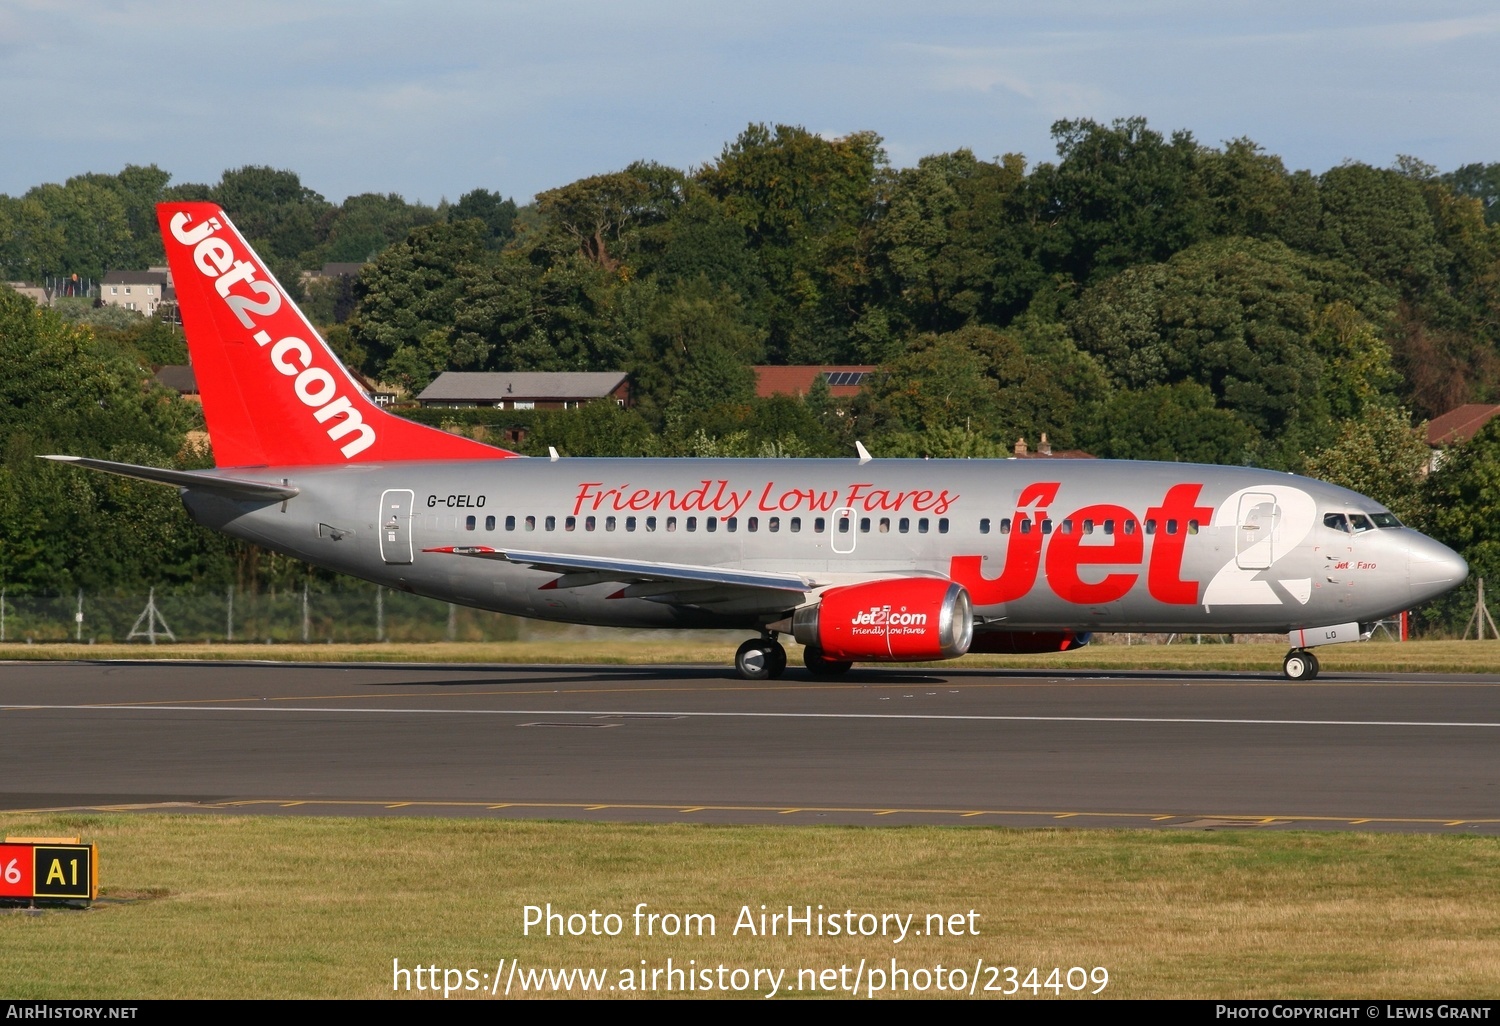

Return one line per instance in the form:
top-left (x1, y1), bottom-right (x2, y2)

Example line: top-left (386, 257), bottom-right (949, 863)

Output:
top-left (6, 798), bottom-right (1494, 830)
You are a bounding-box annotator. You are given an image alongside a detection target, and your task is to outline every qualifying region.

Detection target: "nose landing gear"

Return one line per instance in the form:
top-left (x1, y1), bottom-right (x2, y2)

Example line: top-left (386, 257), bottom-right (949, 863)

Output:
top-left (735, 635), bottom-right (788, 680)
top-left (1283, 649), bottom-right (1320, 680)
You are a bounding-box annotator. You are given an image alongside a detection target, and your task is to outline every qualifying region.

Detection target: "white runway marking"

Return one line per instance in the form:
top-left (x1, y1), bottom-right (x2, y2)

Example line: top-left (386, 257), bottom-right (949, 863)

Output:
top-left (3, 703), bottom-right (1500, 729)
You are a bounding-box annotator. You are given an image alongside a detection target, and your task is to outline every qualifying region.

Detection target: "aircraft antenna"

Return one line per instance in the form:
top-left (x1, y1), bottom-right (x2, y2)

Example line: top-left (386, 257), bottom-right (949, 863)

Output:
top-left (549, 446), bottom-right (560, 462)
top-left (855, 441), bottom-right (872, 465)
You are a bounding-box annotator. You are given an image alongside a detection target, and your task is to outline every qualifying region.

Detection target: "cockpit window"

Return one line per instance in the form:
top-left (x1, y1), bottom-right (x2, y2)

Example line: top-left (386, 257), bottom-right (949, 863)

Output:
top-left (1323, 513), bottom-right (1350, 533)
top-left (1349, 514), bottom-right (1374, 532)
top-left (1370, 511), bottom-right (1403, 528)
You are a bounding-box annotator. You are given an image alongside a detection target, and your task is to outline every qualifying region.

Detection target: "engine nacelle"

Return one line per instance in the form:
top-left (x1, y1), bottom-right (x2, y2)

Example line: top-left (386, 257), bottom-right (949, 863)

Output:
top-left (967, 630), bottom-right (1091, 654)
top-left (792, 578), bottom-right (973, 661)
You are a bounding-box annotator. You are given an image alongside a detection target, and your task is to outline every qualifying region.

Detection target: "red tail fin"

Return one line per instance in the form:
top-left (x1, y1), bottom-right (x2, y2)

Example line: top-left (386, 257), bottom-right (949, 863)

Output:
top-left (157, 202), bottom-right (517, 467)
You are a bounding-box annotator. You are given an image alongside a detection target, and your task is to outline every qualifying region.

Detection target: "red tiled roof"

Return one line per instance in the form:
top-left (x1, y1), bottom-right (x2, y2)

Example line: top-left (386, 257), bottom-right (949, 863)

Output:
top-left (753, 366), bottom-right (875, 399)
top-left (1427, 404), bottom-right (1500, 446)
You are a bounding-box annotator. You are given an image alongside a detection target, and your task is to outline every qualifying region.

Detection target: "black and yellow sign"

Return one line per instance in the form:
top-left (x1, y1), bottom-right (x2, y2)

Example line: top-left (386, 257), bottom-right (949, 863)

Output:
top-left (0, 841), bottom-right (97, 901)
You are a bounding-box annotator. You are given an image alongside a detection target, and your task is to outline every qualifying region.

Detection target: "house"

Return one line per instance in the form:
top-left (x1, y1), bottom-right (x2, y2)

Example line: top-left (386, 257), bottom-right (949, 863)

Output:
top-left (100, 270), bottom-right (168, 316)
top-left (753, 365), bottom-right (875, 400)
top-left (153, 365), bottom-right (198, 402)
top-left (1011, 434), bottom-right (1094, 460)
top-left (415, 371), bottom-right (631, 410)
top-left (1426, 404), bottom-right (1500, 448)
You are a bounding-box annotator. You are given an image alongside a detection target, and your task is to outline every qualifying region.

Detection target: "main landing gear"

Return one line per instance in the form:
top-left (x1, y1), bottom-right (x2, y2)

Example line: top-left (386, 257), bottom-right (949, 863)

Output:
top-left (735, 636), bottom-right (788, 680)
top-left (1282, 649), bottom-right (1320, 681)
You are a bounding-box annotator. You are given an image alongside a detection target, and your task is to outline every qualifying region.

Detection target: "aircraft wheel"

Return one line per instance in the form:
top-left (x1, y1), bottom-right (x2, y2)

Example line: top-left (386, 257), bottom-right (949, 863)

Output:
top-left (1283, 650), bottom-right (1316, 681)
top-left (766, 641), bottom-right (788, 679)
top-left (1305, 652), bottom-right (1320, 679)
top-left (735, 638), bottom-right (776, 680)
top-left (804, 646), bottom-right (853, 677)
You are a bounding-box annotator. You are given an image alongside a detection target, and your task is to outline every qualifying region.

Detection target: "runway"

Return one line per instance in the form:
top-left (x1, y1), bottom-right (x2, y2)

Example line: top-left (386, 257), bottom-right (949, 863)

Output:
top-left (2, 660), bottom-right (1499, 832)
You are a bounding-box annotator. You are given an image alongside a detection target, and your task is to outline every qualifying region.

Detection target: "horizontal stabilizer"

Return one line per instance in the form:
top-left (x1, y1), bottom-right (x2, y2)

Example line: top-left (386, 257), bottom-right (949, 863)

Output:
top-left (40, 455), bottom-right (299, 501)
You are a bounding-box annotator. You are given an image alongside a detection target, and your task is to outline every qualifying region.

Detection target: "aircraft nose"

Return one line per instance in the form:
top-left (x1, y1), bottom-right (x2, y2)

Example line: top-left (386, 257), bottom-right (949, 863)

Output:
top-left (1407, 533), bottom-right (1468, 604)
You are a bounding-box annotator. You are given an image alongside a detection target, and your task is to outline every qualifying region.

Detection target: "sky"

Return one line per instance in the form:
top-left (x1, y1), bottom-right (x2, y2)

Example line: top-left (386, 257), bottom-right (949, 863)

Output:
top-left (2, 1), bottom-right (1498, 205)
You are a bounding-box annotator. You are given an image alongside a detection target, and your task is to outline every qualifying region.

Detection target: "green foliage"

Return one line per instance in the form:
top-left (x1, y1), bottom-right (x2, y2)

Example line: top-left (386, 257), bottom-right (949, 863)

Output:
top-left (1303, 405), bottom-right (1430, 528)
top-left (1087, 382), bottom-right (1256, 464)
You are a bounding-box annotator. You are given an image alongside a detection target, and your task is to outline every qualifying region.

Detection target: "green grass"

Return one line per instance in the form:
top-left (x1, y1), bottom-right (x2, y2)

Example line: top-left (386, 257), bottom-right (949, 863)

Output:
top-left (1, 815), bottom-right (1498, 999)
top-left (0, 637), bottom-right (1496, 674)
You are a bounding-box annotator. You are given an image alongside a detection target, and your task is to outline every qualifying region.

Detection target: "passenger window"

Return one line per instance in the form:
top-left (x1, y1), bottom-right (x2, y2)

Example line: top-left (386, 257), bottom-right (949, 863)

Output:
top-left (938, 518), bottom-right (949, 534)
top-left (791, 517), bottom-right (802, 532)
top-left (1020, 519), bottom-right (1033, 534)
top-left (918, 518), bottom-right (929, 534)
top-left (837, 515), bottom-right (850, 534)
top-left (1103, 519), bottom-right (1114, 535)
top-left (605, 516), bottom-right (616, 531)
top-left (1039, 518), bottom-right (1052, 535)
top-left (814, 517), bottom-right (826, 533)
top-left (899, 518), bottom-right (910, 534)
top-left (879, 517), bottom-right (890, 533)
top-left (1187, 519), bottom-right (1199, 535)
top-left (585, 516), bottom-right (596, 531)
top-left (666, 517), bottom-right (677, 532)
top-left (525, 515), bottom-right (535, 532)
top-left (1144, 519), bottom-right (1157, 535)
top-left (768, 517), bottom-right (780, 533)
top-left (566, 516), bottom-right (577, 532)
top-left (980, 518), bottom-right (990, 534)
top-left (465, 515), bottom-right (476, 531)
top-left (1000, 518), bottom-right (1011, 534)
top-left (505, 515), bottom-right (515, 531)
top-left (1123, 519), bottom-right (1136, 535)
top-left (545, 515), bottom-right (556, 531)
top-left (1166, 519), bottom-right (1178, 535)
top-left (687, 516), bottom-right (697, 531)
top-left (706, 517), bottom-right (717, 532)
top-left (860, 517), bottom-right (871, 533)
top-left (626, 516), bottom-right (636, 531)
top-left (726, 517), bottom-right (737, 533)
top-left (1061, 519), bottom-right (1073, 535)
top-left (646, 516), bottom-right (657, 532)
top-left (748, 517), bottom-right (758, 532)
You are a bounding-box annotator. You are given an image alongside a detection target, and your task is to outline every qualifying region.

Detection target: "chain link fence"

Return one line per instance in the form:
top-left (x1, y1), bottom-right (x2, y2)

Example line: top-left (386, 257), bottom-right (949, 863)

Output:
top-left (0, 585), bottom-right (529, 645)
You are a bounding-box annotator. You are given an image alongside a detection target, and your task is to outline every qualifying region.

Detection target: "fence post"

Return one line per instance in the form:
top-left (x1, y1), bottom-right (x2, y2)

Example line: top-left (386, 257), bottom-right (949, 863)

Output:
top-left (376, 588), bottom-right (385, 643)
top-left (302, 583), bottom-right (310, 643)
top-left (447, 603), bottom-right (456, 642)
top-left (226, 586), bottom-right (234, 642)
top-left (75, 588), bottom-right (83, 642)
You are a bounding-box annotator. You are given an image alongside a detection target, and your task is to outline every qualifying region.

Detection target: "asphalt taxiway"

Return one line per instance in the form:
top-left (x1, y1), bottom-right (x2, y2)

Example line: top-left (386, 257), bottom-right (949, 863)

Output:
top-left (2, 661), bottom-right (1497, 832)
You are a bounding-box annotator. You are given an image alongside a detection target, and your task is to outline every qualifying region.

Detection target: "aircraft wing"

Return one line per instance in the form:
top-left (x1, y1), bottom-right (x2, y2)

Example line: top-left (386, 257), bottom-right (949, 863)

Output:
top-left (423, 545), bottom-right (821, 613)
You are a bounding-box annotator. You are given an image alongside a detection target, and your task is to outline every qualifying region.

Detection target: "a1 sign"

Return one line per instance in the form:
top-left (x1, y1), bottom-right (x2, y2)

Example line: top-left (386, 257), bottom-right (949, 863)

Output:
top-left (0, 842), bottom-right (96, 901)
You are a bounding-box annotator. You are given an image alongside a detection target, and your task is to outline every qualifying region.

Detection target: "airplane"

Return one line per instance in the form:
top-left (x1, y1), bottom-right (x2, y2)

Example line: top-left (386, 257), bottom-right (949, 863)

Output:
top-left (43, 202), bottom-right (1469, 681)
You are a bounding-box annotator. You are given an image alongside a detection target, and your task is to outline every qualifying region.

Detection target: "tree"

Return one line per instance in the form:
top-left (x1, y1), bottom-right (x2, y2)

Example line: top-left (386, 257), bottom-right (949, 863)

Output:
top-left (347, 219), bottom-right (488, 388)
top-left (1088, 382), bottom-right (1255, 464)
top-left (1303, 405), bottom-right (1429, 527)
top-left (699, 124), bottom-right (885, 362)
top-left (451, 189), bottom-right (519, 249)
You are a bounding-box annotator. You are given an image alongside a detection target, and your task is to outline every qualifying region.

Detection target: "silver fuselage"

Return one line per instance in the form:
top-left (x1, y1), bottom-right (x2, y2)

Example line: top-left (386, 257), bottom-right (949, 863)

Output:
top-left (181, 456), bottom-right (1465, 635)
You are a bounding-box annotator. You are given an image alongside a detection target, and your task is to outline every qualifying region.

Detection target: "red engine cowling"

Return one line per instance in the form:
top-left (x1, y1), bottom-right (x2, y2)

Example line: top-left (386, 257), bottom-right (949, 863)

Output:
top-left (791, 579), bottom-right (973, 661)
top-left (967, 630), bottom-right (1091, 654)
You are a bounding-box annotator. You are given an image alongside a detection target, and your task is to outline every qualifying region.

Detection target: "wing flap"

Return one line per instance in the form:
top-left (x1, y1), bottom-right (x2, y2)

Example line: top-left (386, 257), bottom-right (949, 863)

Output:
top-left (424, 545), bottom-right (820, 614)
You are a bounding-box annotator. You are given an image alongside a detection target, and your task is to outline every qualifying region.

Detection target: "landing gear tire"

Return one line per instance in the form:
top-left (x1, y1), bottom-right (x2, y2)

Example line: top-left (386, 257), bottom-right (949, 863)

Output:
top-left (736, 638), bottom-right (788, 680)
top-left (804, 646), bottom-right (853, 677)
top-left (1283, 650), bottom-right (1319, 681)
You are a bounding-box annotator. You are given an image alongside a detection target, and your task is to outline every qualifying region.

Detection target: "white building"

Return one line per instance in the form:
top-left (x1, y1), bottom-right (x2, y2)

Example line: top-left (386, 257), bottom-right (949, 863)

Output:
top-left (100, 270), bottom-right (168, 316)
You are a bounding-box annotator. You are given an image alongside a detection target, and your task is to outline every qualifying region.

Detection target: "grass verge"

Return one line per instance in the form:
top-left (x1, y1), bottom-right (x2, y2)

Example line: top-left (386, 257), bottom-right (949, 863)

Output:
top-left (1, 814), bottom-right (1497, 999)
